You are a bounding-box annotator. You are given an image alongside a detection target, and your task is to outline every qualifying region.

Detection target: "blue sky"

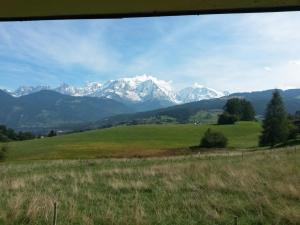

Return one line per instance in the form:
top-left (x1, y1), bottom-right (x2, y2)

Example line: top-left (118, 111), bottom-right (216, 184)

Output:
top-left (0, 12), bottom-right (300, 92)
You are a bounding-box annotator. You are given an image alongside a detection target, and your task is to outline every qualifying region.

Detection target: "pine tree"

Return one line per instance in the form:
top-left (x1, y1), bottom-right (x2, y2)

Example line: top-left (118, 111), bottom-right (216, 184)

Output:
top-left (259, 90), bottom-right (289, 147)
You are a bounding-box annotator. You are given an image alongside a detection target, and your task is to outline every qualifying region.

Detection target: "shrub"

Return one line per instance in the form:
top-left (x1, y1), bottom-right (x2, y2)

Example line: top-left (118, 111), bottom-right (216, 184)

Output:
top-left (200, 129), bottom-right (228, 148)
top-left (217, 113), bottom-right (238, 125)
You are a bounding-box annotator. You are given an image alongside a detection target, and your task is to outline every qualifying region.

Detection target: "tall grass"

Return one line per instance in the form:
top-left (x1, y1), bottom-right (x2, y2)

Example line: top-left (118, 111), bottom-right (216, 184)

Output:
top-left (0, 148), bottom-right (299, 225)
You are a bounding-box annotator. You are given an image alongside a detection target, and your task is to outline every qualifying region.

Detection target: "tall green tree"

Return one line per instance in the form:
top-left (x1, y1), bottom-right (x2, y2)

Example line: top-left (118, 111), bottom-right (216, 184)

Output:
top-left (259, 90), bottom-right (289, 147)
top-left (240, 99), bottom-right (256, 121)
top-left (218, 98), bottom-right (255, 124)
top-left (224, 98), bottom-right (242, 117)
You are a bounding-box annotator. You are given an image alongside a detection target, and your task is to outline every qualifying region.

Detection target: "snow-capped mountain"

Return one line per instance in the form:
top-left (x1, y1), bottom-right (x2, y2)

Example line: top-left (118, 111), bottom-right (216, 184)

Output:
top-left (82, 82), bottom-right (102, 96)
top-left (12, 85), bottom-right (50, 97)
top-left (177, 83), bottom-right (226, 103)
top-left (1, 89), bottom-right (13, 95)
top-left (53, 82), bottom-right (103, 96)
top-left (54, 83), bottom-right (83, 96)
top-left (90, 75), bottom-right (178, 104)
top-left (7, 75), bottom-right (227, 111)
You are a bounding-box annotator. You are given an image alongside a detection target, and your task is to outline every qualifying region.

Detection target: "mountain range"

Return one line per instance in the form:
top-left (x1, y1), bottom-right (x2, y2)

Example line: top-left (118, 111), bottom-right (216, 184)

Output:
top-left (6, 75), bottom-right (227, 111)
top-left (0, 90), bottom-right (132, 133)
top-left (2, 75), bottom-right (300, 133)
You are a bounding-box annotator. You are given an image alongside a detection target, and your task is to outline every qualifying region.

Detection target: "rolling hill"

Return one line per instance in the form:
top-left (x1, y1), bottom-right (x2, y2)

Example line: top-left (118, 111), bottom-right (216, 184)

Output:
top-left (92, 88), bottom-right (300, 129)
top-left (3, 122), bottom-right (261, 161)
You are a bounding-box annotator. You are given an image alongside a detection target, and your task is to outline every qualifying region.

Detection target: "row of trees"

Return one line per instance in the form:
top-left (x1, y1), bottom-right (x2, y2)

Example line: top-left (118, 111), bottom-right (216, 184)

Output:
top-left (218, 98), bottom-right (255, 125)
top-left (0, 125), bottom-right (35, 142)
top-left (0, 125), bottom-right (60, 143)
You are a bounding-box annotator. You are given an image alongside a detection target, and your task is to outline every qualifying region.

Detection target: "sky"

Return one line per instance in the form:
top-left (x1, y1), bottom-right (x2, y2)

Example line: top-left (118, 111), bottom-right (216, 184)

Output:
top-left (0, 12), bottom-right (300, 92)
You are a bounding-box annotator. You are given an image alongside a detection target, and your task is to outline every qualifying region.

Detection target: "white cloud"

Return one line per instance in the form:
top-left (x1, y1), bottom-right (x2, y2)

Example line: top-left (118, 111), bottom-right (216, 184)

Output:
top-left (1, 12), bottom-right (300, 92)
top-left (160, 12), bottom-right (300, 91)
top-left (0, 21), bottom-right (120, 73)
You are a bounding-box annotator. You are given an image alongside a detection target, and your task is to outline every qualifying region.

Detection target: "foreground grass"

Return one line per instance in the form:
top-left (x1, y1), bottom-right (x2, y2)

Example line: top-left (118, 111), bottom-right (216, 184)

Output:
top-left (4, 122), bottom-right (261, 161)
top-left (0, 148), bottom-right (299, 225)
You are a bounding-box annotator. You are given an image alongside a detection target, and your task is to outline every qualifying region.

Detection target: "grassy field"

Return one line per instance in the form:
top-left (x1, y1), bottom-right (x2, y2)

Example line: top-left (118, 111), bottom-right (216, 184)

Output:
top-left (3, 122), bottom-right (261, 161)
top-left (0, 148), bottom-right (299, 225)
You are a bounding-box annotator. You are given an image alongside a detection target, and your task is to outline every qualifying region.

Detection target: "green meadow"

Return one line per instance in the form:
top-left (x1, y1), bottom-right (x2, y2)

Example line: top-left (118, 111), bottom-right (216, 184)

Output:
top-left (0, 148), bottom-right (299, 225)
top-left (0, 122), bottom-right (299, 225)
top-left (3, 122), bottom-right (261, 161)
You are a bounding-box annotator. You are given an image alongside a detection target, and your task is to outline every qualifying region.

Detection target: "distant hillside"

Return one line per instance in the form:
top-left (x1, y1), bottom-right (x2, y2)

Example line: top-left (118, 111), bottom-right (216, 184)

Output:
top-left (1, 88), bottom-right (299, 133)
top-left (229, 89), bottom-right (300, 115)
top-left (0, 90), bottom-right (133, 133)
top-left (89, 98), bottom-right (226, 129)
top-left (91, 89), bottom-right (300, 129)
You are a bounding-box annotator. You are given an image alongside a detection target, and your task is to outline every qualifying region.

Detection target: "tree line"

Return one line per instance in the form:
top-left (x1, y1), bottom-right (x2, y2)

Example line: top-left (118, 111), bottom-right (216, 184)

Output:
top-left (0, 125), bottom-right (58, 143)
top-left (0, 125), bottom-right (35, 142)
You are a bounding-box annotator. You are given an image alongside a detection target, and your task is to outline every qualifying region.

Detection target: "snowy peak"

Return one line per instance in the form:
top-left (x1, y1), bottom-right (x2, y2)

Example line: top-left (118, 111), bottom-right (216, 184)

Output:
top-left (122, 75), bottom-right (173, 95)
top-left (1, 89), bottom-right (13, 95)
top-left (83, 82), bottom-right (102, 95)
top-left (12, 85), bottom-right (50, 97)
top-left (193, 83), bottom-right (205, 89)
top-left (7, 76), bottom-right (226, 107)
top-left (92, 75), bottom-right (177, 103)
top-left (54, 83), bottom-right (83, 96)
top-left (53, 82), bottom-right (102, 96)
top-left (177, 83), bottom-right (225, 103)
top-left (97, 79), bottom-right (142, 102)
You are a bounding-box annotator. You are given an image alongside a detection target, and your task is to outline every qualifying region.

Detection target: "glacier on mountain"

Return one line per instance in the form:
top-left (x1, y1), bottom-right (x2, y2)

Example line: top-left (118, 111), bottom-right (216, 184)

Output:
top-left (9, 75), bottom-right (227, 105)
top-left (177, 83), bottom-right (225, 103)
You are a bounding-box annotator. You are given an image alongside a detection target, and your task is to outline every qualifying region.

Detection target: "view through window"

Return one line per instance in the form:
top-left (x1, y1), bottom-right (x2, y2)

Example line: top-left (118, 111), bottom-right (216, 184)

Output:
top-left (0, 12), bottom-right (299, 225)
